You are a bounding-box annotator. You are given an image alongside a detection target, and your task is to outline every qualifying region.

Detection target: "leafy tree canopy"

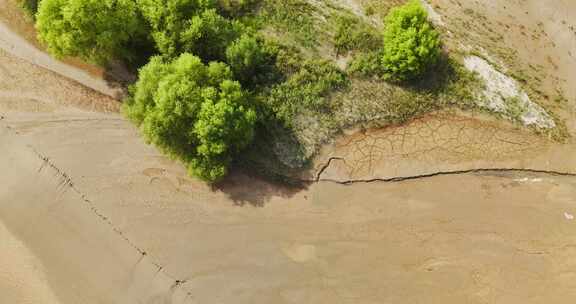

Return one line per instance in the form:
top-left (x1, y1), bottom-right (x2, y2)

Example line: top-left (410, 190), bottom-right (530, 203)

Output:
top-left (181, 9), bottom-right (241, 61)
top-left (381, 0), bottom-right (441, 81)
top-left (138, 0), bottom-right (240, 60)
top-left (36, 0), bottom-right (143, 63)
top-left (225, 34), bottom-right (280, 88)
top-left (137, 0), bottom-right (214, 57)
top-left (124, 53), bottom-right (257, 182)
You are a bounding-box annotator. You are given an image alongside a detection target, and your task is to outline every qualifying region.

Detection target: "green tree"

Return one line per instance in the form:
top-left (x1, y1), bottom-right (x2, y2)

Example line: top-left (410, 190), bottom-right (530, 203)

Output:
top-left (124, 53), bottom-right (256, 182)
top-left (137, 0), bottom-right (215, 57)
top-left (138, 0), bottom-right (239, 60)
top-left (225, 34), bottom-right (279, 88)
top-left (36, 0), bottom-right (143, 64)
top-left (381, 0), bottom-right (441, 81)
top-left (181, 9), bottom-right (240, 61)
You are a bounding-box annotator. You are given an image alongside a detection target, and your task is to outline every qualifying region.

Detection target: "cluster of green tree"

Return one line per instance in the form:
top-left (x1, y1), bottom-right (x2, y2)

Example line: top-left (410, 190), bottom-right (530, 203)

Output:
top-left (31, 0), bottom-right (269, 182)
top-left (30, 0), bottom-right (442, 182)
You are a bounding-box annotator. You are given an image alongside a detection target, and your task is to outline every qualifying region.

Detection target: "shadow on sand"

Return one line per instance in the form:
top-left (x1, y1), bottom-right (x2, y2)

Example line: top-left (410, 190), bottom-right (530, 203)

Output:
top-left (212, 169), bottom-right (309, 208)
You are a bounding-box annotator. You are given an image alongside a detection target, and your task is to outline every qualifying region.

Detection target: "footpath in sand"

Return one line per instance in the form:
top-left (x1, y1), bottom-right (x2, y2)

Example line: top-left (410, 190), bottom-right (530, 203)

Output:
top-left (1, 0), bottom-right (576, 303)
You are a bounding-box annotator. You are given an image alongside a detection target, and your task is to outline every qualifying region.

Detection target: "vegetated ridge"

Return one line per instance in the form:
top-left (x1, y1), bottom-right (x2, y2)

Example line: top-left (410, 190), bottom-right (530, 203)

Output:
top-left (19, 0), bottom-right (563, 183)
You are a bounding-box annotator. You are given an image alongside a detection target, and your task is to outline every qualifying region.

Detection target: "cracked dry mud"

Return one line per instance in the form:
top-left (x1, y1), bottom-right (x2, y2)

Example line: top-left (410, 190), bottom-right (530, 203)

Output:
top-left (312, 112), bottom-right (576, 182)
top-left (1, 0), bottom-right (576, 304)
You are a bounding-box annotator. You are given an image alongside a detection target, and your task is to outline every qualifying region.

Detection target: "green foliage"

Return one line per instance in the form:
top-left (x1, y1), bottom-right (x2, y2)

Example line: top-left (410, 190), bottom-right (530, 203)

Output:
top-left (138, 0), bottom-right (241, 61)
top-left (265, 59), bottom-right (348, 127)
top-left (180, 9), bottom-right (241, 61)
top-left (123, 53), bottom-right (257, 182)
top-left (333, 15), bottom-right (381, 54)
top-left (217, 0), bottom-right (258, 17)
top-left (137, 0), bottom-right (216, 57)
top-left (225, 34), bottom-right (279, 88)
top-left (262, 0), bottom-right (318, 49)
top-left (348, 50), bottom-right (386, 77)
top-left (18, 0), bottom-right (40, 18)
top-left (381, 0), bottom-right (441, 81)
top-left (36, 0), bottom-right (144, 64)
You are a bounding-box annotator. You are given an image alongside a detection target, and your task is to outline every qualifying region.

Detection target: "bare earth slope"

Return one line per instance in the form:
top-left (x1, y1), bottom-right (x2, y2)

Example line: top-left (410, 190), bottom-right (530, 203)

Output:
top-left (1, 0), bottom-right (576, 304)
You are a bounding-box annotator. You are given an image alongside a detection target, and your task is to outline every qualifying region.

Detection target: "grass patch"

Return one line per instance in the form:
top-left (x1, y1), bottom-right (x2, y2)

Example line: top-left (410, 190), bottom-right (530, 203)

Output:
top-left (263, 58), bottom-right (349, 128)
top-left (332, 14), bottom-right (381, 54)
top-left (260, 0), bottom-right (320, 49)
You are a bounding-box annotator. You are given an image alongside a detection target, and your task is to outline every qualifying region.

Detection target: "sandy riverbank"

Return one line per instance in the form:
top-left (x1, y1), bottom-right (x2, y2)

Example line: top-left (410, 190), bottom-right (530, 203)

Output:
top-left (0, 221), bottom-right (61, 304)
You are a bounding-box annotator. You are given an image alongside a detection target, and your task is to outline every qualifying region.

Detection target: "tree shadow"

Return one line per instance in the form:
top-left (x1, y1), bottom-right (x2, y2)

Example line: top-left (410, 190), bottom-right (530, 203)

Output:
top-left (102, 62), bottom-right (135, 99)
top-left (210, 118), bottom-right (314, 208)
top-left (102, 35), bottom-right (157, 99)
top-left (212, 167), bottom-right (309, 207)
top-left (402, 52), bottom-right (460, 94)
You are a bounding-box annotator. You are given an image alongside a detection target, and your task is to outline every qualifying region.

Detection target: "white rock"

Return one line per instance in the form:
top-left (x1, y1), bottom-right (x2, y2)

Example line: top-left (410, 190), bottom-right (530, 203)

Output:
top-left (463, 56), bottom-right (556, 129)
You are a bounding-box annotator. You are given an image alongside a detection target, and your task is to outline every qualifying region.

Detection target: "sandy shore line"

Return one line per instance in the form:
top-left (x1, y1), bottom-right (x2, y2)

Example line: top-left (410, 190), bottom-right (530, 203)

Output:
top-left (0, 220), bottom-right (61, 304)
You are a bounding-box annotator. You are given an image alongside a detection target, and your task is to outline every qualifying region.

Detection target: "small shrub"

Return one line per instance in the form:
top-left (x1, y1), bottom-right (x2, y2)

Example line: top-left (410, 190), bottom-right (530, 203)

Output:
top-left (123, 53), bottom-right (257, 182)
top-left (381, 0), bottom-right (441, 81)
top-left (36, 0), bottom-right (144, 64)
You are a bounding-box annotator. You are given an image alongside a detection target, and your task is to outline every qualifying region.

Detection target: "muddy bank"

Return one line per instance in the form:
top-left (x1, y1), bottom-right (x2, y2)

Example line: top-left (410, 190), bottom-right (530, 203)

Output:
top-left (3, 115), bottom-right (576, 303)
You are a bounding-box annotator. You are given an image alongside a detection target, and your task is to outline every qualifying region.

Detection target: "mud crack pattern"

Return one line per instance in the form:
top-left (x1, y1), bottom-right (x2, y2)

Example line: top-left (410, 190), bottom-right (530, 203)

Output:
top-left (314, 113), bottom-right (552, 181)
